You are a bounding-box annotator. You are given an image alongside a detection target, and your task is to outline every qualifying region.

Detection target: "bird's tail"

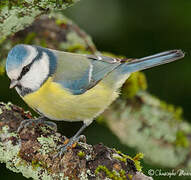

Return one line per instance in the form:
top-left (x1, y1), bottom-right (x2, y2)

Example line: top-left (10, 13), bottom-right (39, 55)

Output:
top-left (120, 50), bottom-right (185, 74)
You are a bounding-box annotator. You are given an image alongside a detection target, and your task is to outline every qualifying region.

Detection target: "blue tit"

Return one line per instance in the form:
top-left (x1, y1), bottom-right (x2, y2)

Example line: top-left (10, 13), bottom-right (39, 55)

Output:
top-left (6, 44), bottom-right (184, 154)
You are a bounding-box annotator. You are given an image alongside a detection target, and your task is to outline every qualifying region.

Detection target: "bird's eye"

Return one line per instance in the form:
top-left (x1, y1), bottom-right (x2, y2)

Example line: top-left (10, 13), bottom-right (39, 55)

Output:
top-left (22, 66), bottom-right (30, 75)
top-left (18, 64), bottom-right (31, 80)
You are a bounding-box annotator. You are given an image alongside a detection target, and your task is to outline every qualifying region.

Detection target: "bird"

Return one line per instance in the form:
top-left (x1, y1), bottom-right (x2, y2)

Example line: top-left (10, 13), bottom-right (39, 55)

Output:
top-left (6, 44), bottom-right (184, 155)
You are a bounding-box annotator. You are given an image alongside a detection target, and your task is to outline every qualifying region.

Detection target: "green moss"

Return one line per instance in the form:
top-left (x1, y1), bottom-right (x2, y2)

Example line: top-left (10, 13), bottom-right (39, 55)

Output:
top-left (0, 66), bottom-right (4, 75)
top-left (55, 18), bottom-right (68, 26)
top-left (160, 100), bottom-right (183, 121)
top-left (23, 32), bottom-right (36, 44)
top-left (5, 102), bottom-right (12, 110)
top-left (100, 53), bottom-right (148, 100)
top-left (95, 165), bottom-right (127, 180)
top-left (121, 72), bottom-right (147, 99)
top-left (175, 130), bottom-right (189, 148)
top-left (0, 0), bottom-right (25, 10)
top-left (113, 151), bottom-right (143, 173)
top-left (0, 0), bottom-right (78, 10)
top-left (113, 153), bottom-right (127, 163)
top-left (96, 116), bottom-right (107, 124)
top-left (77, 151), bottom-right (85, 158)
top-left (31, 159), bottom-right (47, 169)
top-left (0, 36), bottom-right (6, 44)
top-left (131, 153), bottom-right (144, 172)
top-left (100, 52), bottom-right (147, 99)
top-left (66, 44), bottom-right (87, 53)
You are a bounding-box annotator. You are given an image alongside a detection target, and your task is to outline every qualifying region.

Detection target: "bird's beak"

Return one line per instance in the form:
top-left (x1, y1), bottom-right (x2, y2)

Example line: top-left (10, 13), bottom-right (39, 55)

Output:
top-left (9, 80), bottom-right (18, 89)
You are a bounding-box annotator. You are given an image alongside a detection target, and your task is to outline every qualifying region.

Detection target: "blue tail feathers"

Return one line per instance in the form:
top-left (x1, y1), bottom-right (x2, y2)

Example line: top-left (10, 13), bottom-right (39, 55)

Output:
top-left (119, 50), bottom-right (185, 74)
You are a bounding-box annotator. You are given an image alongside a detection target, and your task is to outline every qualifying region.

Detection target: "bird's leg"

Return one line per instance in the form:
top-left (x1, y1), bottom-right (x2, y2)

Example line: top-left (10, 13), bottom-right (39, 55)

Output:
top-left (17, 116), bottom-right (57, 133)
top-left (56, 123), bottom-right (88, 157)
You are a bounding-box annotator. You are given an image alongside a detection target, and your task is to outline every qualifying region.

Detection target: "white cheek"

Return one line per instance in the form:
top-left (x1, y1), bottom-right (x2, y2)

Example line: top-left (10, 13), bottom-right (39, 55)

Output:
top-left (8, 69), bottom-right (21, 80)
top-left (20, 52), bottom-right (49, 91)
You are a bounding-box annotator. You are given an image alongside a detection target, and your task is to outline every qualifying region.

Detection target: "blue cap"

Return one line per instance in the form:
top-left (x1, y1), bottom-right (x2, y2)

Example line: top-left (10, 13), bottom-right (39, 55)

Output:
top-left (6, 44), bottom-right (28, 73)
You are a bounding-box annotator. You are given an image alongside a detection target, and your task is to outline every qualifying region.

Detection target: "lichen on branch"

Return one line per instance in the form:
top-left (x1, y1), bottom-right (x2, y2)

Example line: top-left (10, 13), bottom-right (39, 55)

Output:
top-left (102, 91), bottom-right (191, 168)
top-left (0, 102), bottom-right (152, 180)
top-left (0, 0), bottom-right (79, 42)
top-left (0, 13), bottom-right (97, 66)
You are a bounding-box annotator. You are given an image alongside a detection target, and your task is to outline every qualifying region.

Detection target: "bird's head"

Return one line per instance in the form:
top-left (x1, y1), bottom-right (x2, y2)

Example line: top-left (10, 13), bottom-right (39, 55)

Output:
top-left (6, 44), bottom-right (56, 96)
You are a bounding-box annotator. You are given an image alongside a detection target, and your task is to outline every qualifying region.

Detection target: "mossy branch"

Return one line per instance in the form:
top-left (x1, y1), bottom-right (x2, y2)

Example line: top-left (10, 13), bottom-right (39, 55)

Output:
top-left (0, 102), bottom-right (152, 180)
top-left (102, 91), bottom-right (191, 169)
top-left (0, 13), bottom-right (97, 65)
top-left (0, 0), bottom-right (79, 42)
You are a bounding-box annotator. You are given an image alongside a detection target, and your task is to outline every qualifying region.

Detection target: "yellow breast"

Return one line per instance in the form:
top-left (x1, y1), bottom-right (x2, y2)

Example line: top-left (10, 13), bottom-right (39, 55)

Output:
top-left (23, 77), bottom-right (119, 122)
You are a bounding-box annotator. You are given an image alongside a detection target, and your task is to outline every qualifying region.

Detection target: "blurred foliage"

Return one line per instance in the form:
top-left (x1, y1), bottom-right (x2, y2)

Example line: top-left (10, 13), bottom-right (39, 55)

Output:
top-left (0, 66), bottom-right (4, 75)
top-left (65, 0), bottom-right (191, 121)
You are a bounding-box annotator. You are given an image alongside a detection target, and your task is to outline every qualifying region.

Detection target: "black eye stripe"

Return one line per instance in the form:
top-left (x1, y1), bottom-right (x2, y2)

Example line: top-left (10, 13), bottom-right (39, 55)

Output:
top-left (22, 64), bottom-right (31, 75)
top-left (17, 47), bottom-right (43, 81)
top-left (18, 62), bottom-right (33, 80)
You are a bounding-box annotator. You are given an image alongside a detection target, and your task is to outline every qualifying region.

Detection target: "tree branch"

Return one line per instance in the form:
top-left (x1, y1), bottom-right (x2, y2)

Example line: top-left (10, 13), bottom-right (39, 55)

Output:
top-left (0, 0), bottom-right (79, 42)
top-left (0, 102), bottom-right (152, 180)
top-left (102, 91), bottom-right (191, 169)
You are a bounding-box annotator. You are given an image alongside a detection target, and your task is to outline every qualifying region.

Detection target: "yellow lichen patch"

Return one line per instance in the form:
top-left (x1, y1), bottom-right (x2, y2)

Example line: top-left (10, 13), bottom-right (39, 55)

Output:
top-left (121, 72), bottom-right (147, 99)
top-left (0, 66), bottom-right (5, 75)
top-left (100, 52), bottom-right (148, 99)
top-left (96, 116), bottom-right (106, 124)
top-left (77, 151), bottom-right (85, 158)
top-left (31, 159), bottom-right (47, 170)
top-left (132, 153), bottom-right (144, 172)
top-left (113, 151), bottom-right (127, 163)
top-left (102, 52), bottom-right (126, 60)
top-left (55, 18), bottom-right (68, 26)
top-left (175, 130), bottom-right (189, 148)
top-left (114, 150), bottom-right (144, 172)
top-left (95, 165), bottom-right (127, 180)
top-left (65, 44), bottom-right (87, 53)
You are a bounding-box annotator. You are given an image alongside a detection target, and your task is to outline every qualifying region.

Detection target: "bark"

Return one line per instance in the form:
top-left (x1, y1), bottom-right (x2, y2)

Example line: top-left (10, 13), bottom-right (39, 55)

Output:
top-left (0, 102), bottom-right (152, 180)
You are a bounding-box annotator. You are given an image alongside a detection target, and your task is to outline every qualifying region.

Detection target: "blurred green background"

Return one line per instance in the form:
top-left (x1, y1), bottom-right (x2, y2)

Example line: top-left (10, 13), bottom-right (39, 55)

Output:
top-left (0, 0), bottom-right (190, 179)
top-left (64, 0), bottom-right (191, 120)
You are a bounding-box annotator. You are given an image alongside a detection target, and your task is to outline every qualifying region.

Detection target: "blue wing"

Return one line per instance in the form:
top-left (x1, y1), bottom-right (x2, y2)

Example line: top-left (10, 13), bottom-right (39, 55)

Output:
top-left (53, 51), bottom-right (121, 95)
top-left (51, 49), bottom-right (184, 95)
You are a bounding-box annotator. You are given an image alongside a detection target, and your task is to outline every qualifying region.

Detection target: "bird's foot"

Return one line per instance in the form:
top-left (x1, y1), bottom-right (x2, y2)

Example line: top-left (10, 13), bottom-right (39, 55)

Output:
top-left (17, 117), bottom-right (57, 133)
top-left (55, 135), bottom-right (86, 158)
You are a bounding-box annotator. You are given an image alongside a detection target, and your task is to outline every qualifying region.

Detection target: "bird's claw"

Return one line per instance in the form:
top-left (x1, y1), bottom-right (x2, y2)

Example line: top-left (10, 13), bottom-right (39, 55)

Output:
top-left (17, 118), bottom-right (57, 133)
top-left (54, 135), bottom-right (86, 158)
